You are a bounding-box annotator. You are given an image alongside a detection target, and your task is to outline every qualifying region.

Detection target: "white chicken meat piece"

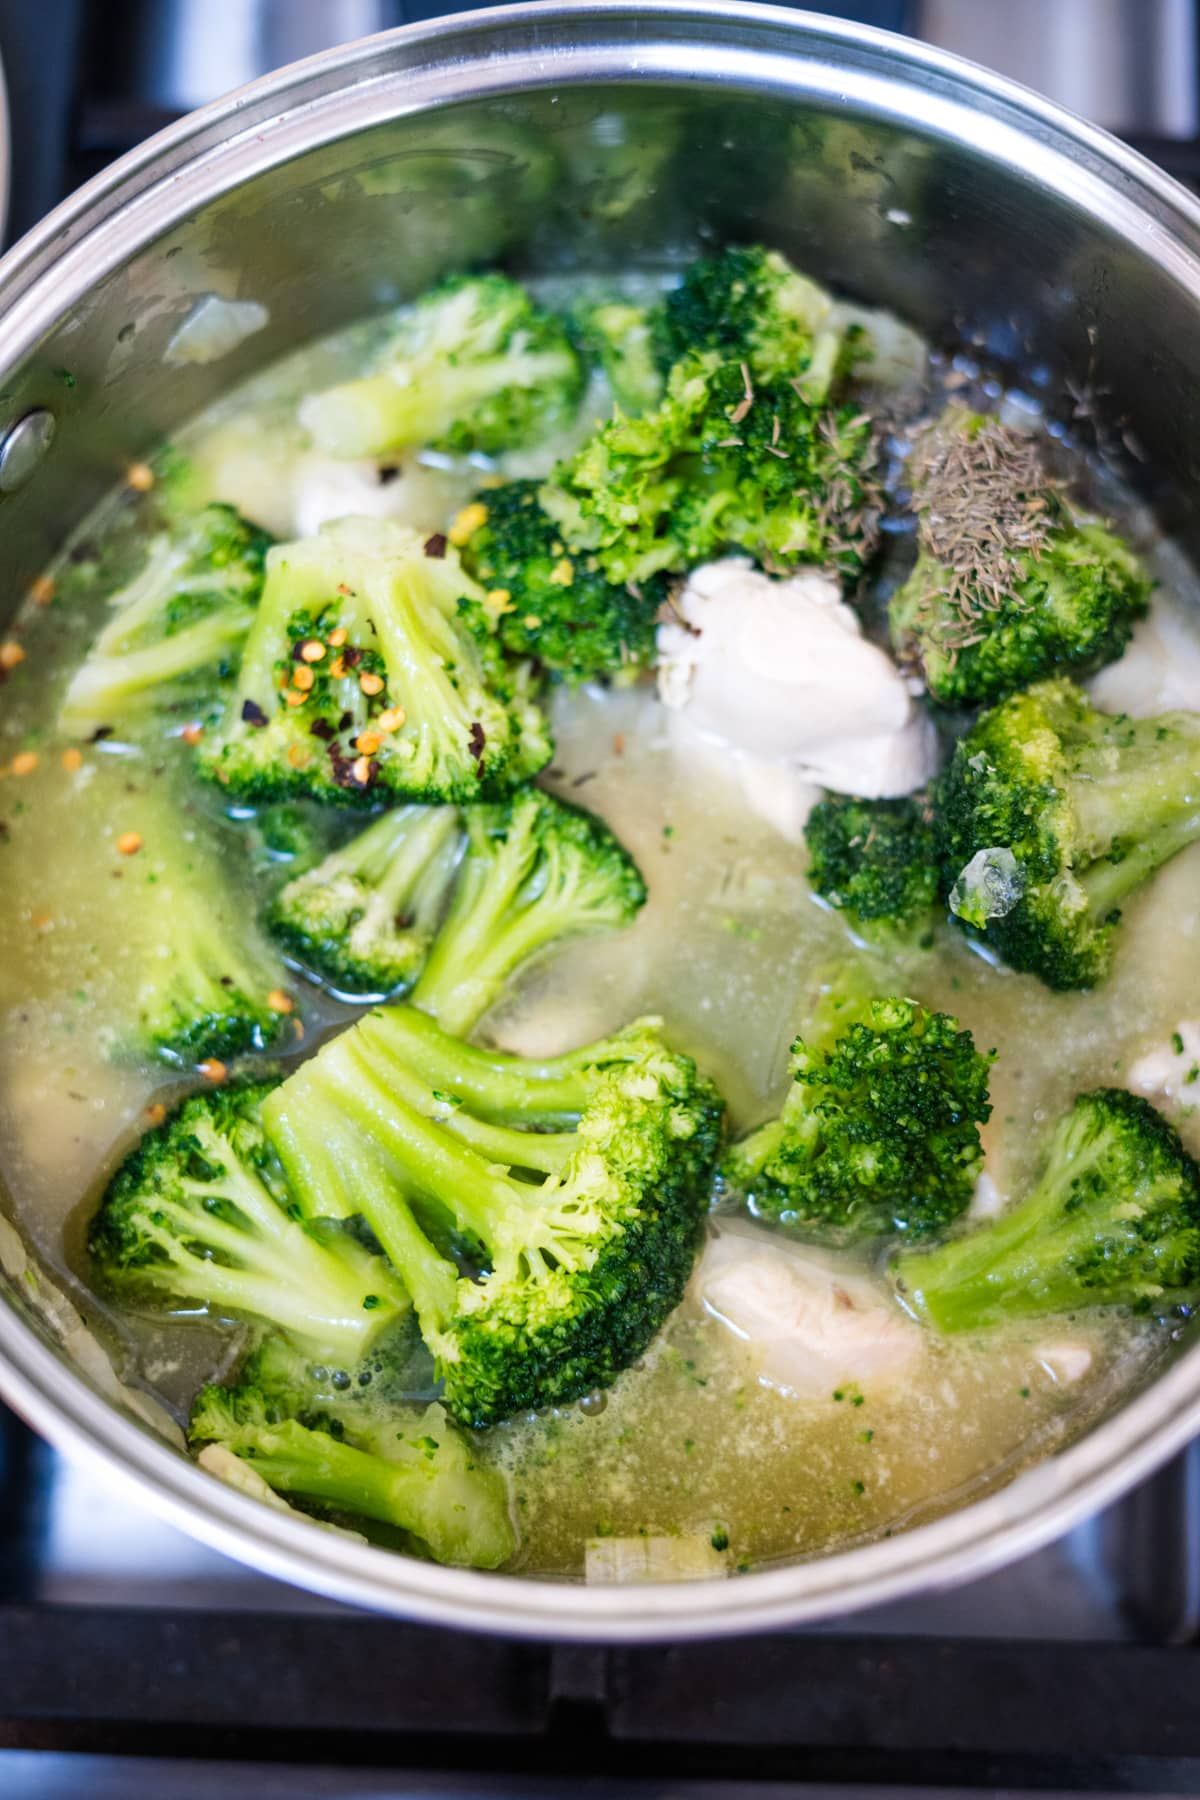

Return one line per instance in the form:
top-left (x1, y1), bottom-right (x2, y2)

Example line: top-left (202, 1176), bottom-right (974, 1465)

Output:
top-left (695, 1222), bottom-right (924, 1399)
top-left (290, 451), bottom-right (458, 539)
top-left (663, 706), bottom-right (823, 845)
top-left (1089, 594), bottom-right (1200, 718)
top-left (1128, 1021), bottom-right (1200, 1103)
top-left (657, 558), bottom-right (938, 802)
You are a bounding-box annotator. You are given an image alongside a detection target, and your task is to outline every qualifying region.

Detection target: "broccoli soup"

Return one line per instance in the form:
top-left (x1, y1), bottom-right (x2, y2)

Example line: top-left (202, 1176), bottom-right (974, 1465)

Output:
top-left (0, 250), bottom-right (1197, 1581)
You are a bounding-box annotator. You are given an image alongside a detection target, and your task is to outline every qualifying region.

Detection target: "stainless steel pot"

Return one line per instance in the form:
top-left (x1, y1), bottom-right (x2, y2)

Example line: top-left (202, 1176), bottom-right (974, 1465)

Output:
top-left (1, 1), bottom-right (1199, 1639)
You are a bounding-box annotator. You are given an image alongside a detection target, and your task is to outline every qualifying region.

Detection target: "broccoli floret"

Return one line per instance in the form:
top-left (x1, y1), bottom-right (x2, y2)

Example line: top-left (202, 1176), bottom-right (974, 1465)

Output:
top-left (570, 295), bottom-right (665, 414)
top-left (804, 793), bottom-right (939, 943)
top-left (655, 245), bottom-right (842, 398)
top-left (190, 1342), bottom-right (515, 1567)
top-left (935, 677), bottom-right (1200, 990)
top-left (197, 517), bottom-right (552, 806)
top-left (244, 802), bottom-right (328, 874)
top-left (89, 1079), bottom-right (409, 1362)
top-left (893, 1088), bottom-right (1200, 1330)
top-left (119, 783), bottom-right (290, 1065)
top-left (298, 274), bottom-right (584, 459)
top-left (411, 787), bottom-right (647, 1037)
top-left (889, 410), bottom-right (1150, 707)
top-left (678, 361), bottom-right (878, 577)
top-left (459, 480), bottom-right (666, 683)
top-left (60, 504), bottom-right (272, 737)
top-left (268, 804), bottom-right (461, 998)
top-left (262, 1005), bottom-right (724, 1427)
top-left (539, 353), bottom-right (877, 586)
top-left (720, 981), bottom-right (993, 1244)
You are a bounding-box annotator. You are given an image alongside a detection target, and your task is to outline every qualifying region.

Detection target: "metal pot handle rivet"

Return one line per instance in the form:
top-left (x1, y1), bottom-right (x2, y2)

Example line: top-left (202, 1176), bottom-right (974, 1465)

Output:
top-left (0, 408), bottom-right (55, 494)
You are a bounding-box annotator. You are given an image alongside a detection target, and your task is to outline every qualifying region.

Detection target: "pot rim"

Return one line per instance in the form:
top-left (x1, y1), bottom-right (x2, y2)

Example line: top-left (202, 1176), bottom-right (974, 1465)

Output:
top-left (3, 1), bottom-right (1200, 1638)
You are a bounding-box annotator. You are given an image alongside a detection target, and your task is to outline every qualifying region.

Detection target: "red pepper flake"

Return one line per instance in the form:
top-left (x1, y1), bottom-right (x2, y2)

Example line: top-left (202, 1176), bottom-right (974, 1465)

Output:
top-left (423, 533), bottom-right (448, 559)
top-left (309, 718), bottom-right (334, 741)
top-left (241, 699), bottom-right (268, 727)
top-left (468, 722), bottom-right (486, 764)
top-left (327, 743), bottom-right (359, 789)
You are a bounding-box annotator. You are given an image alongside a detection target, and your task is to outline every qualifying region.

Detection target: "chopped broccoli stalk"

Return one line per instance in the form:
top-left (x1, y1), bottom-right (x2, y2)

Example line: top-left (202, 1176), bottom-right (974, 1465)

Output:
top-left (88, 1080), bottom-right (409, 1362)
top-left (655, 245), bottom-right (843, 397)
top-left (197, 516), bottom-right (552, 806)
top-left (539, 352), bottom-right (877, 586)
top-left (268, 804), bottom-right (462, 997)
top-left (935, 677), bottom-right (1200, 990)
top-left (410, 787), bottom-right (647, 1037)
top-left (570, 295), bottom-right (665, 413)
top-left (459, 480), bottom-right (666, 683)
top-left (894, 1088), bottom-right (1200, 1330)
top-left (60, 503), bottom-right (272, 737)
top-left (262, 1006), bottom-right (724, 1427)
top-left (190, 1341), bottom-right (514, 1567)
top-left (298, 274), bottom-right (584, 458)
top-left (120, 783), bottom-right (290, 1065)
top-left (804, 793), bottom-right (939, 942)
top-left (721, 982), bottom-right (993, 1243)
top-left (890, 410), bottom-right (1150, 707)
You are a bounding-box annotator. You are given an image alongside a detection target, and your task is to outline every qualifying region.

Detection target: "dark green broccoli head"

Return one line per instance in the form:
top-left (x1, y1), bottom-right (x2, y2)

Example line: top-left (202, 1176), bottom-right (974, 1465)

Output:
top-left (539, 352), bottom-right (878, 586)
top-left (262, 1006), bottom-right (724, 1428)
top-left (682, 360), bottom-right (879, 578)
top-left (890, 409), bottom-right (1150, 707)
top-left (721, 987), bottom-right (993, 1244)
top-left (935, 678), bottom-right (1200, 990)
top-left (459, 480), bottom-right (666, 683)
top-left (656, 246), bottom-right (839, 393)
top-left (443, 1040), bottom-right (724, 1427)
top-left (411, 785), bottom-right (648, 1036)
top-left (894, 1088), bottom-right (1200, 1331)
top-left (198, 518), bottom-right (553, 807)
top-left (569, 295), bottom-right (665, 414)
top-left (190, 1343), bottom-right (515, 1567)
top-left (804, 793), bottom-right (939, 941)
top-left (538, 361), bottom-right (698, 586)
top-left (61, 503), bottom-right (272, 737)
top-left (114, 782), bottom-right (291, 1067)
top-left (89, 1078), bottom-right (409, 1362)
top-left (267, 804), bottom-right (462, 998)
top-left (299, 273), bottom-right (584, 458)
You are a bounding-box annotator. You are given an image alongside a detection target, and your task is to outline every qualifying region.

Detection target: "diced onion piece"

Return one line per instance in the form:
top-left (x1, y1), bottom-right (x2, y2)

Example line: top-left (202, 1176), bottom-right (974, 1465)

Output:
top-left (585, 1535), bottom-right (728, 1585)
top-left (165, 295), bottom-right (269, 366)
